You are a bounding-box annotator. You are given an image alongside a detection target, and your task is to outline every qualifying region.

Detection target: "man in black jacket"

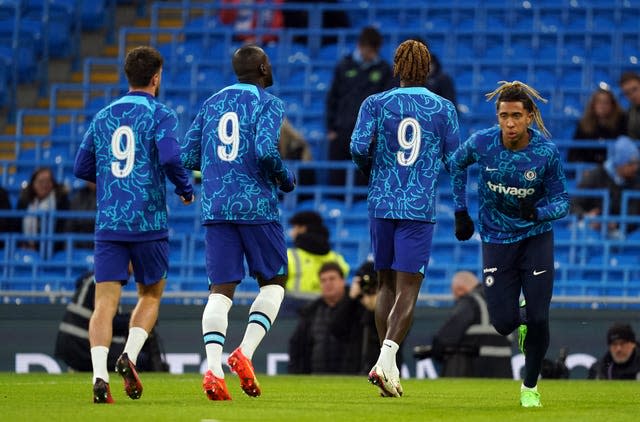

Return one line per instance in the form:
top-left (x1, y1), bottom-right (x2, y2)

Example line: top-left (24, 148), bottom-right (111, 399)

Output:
top-left (588, 323), bottom-right (640, 380)
top-left (426, 271), bottom-right (513, 378)
top-left (288, 261), bottom-right (381, 374)
top-left (326, 26), bottom-right (394, 186)
top-left (54, 271), bottom-right (168, 373)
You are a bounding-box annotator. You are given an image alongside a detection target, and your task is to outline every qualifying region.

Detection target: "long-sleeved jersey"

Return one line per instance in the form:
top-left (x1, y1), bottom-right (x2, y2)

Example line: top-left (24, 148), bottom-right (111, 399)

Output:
top-left (181, 83), bottom-right (293, 223)
top-left (73, 91), bottom-right (193, 241)
top-left (350, 86), bottom-right (464, 222)
top-left (450, 126), bottom-right (569, 243)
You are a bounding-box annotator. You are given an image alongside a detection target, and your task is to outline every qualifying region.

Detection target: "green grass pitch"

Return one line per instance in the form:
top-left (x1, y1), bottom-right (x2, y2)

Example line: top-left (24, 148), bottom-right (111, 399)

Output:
top-left (0, 373), bottom-right (637, 421)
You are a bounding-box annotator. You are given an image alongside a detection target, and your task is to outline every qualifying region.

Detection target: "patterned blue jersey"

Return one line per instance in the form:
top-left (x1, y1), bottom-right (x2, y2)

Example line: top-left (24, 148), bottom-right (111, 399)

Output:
top-left (450, 126), bottom-right (569, 243)
top-left (74, 92), bottom-right (193, 241)
top-left (350, 87), bottom-right (464, 222)
top-left (181, 83), bottom-right (293, 223)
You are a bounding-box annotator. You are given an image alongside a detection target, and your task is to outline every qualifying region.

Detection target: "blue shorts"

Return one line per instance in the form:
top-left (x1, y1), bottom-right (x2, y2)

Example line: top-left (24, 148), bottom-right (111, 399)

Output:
top-left (370, 218), bottom-right (435, 274)
top-left (94, 239), bottom-right (169, 286)
top-left (205, 222), bottom-right (287, 285)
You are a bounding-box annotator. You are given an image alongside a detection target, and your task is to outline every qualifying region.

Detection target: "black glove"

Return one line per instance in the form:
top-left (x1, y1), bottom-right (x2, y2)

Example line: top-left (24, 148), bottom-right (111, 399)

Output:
top-left (519, 199), bottom-right (538, 221)
top-left (454, 210), bottom-right (475, 241)
top-left (279, 169), bottom-right (296, 193)
top-left (360, 162), bottom-right (372, 180)
top-left (181, 190), bottom-right (193, 203)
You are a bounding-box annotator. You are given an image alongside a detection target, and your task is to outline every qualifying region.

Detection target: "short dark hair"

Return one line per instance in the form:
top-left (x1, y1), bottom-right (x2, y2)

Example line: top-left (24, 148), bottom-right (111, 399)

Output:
top-left (619, 71), bottom-right (640, 87)
top-left (358, 26), bottom-right (382, 50)
top-left (124, 46), bottom-right (163, 88)
top-left (318, 262), bottom-right (344, 279)
top-left (288, 210), bottom-right (324, 227)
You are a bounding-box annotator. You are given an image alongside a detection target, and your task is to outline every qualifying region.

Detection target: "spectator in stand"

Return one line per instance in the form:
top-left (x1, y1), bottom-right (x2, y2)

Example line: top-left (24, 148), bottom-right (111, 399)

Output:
top-left (326, 26), bottom-right (394, 186)
top-left (280, 118), bottom-right (315, 187)
top-left (619, 71), bottom-right (640, 139)
top-left (426, 53), bottom-right (457, 109)
top-left (568, 88), bottom-right (627, 163)
top-left (16, 167), bottom-right (69, 252)
top-left (286, 210), bottom-right (349, 295)
top-left (414, 271), bottom-right (513, 378)
top-left (588, 323), bottom-right (640, 380)
top-left (404, 38), bottom-right (456, 107)
top-left (219, 0), bottom-right (283, 44)
top-left (64, 181), bottom-right (97, 249)
top-left (571, 136), bottom-right (640, 236)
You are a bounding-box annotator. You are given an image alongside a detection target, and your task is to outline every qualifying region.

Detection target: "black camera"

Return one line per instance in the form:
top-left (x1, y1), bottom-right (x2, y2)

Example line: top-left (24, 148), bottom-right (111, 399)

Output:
top-left (356, 262), bottom-right (378, 295)
top-left (540, 347), bottom-right (570, 379)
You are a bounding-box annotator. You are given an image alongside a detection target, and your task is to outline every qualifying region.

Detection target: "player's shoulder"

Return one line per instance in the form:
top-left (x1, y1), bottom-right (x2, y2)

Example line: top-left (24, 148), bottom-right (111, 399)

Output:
top-left (366, 88), bottom-right (397, 105)
top-left (153, 98), bottom-right (177, 116)
top-left (468, 125), bottom-right (500, 143)
top-left (530, 129), bottom-right (559, 153)
top-left (262, 89), bottom-right (284, 107)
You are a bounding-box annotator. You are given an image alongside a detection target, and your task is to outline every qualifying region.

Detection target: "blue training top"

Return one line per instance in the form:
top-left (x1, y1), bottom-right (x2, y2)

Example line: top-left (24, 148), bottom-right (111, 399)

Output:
top-left (74, 91), bottom-right (193, 242)
top-left (181, 83), bottom-right (293, 223)
top-left (450, 125), bottom-right (569, 243)
top-left (350, 86), bottom-right (465, 222)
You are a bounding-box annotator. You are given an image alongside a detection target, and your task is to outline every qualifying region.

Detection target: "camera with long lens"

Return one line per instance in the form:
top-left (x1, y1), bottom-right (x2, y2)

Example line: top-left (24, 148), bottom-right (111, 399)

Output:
top-left (540, 347), bottom-right (570, 379)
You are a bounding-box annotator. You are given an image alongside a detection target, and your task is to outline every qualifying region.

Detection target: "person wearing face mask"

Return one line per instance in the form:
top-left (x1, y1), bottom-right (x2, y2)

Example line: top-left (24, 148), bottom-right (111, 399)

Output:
top-left (588, 323), bottom-right (640, 380)
top-left (286, 210), bottom-right (350, 296)
top-left (326, 26), bottom-right (394, 186)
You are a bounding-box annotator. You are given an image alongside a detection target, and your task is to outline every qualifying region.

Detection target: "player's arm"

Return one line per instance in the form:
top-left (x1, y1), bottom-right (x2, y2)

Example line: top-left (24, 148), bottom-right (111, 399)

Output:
top-left (535, 147), bottom-right (570, 221)
top-left (449, 130), bottom-right (479, 241)
top-left (156, 109), bottom-right (194, 203)
top-left (73, 122), bottom-right (97, 183)
top-left (349, 96), bottom-right (376, 176)
top-left (256, 99), bottom-right (295, 192)
top-left (440, 102), bottom-right (467, 212)
top-left (181, 107), bottom-right (204, 171)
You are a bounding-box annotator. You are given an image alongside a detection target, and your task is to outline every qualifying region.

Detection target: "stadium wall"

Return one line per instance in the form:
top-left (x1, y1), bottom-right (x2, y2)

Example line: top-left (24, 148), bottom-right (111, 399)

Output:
top-left (1, 303), bottom-right (638, 379)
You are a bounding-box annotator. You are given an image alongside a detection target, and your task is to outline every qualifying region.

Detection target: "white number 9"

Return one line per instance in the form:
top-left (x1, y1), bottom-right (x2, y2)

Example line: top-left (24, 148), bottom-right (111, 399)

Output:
top-left (396, 117), bottom-right (421, 167)
top-left (217, 112), bottom-right (240, 162)
top-left (111, 126), bottom-right (135, 178)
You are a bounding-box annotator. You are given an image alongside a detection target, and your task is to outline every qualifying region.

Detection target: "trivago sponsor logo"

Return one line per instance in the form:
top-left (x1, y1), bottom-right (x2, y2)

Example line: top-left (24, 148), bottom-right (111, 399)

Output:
top-left (487, 181), bottom-right (535, 199)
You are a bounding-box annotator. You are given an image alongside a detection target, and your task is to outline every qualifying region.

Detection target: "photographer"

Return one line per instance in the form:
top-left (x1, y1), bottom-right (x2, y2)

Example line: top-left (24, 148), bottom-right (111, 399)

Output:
top-left (415, 271), bottom-right (513, 378)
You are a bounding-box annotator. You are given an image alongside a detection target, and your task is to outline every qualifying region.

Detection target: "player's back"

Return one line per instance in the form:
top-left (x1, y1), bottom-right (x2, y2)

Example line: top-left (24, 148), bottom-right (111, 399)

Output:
top-left (90, 92), bottom-right (174, 240)
top-left (362, 87), bottom-right (459, 222)
top-left (188, 83), bottom-right (285, 222)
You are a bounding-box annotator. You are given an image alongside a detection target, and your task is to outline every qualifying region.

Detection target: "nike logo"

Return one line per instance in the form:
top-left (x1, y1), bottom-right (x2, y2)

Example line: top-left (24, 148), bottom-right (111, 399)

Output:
top-left (533, 270), bottom-right (547, 276)
top-left (485, 167), bottom-right (498, 171)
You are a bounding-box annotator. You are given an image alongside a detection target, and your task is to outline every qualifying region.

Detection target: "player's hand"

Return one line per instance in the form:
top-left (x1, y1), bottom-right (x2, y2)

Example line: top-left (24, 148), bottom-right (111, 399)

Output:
top-left (454, 210), bottom-right (475, 241)
top-left (180, 191), bottom-right (195, 205)
top-left (278, 169), bottom-right (296, 193)
top-left (519, 199), bottom-right (538, 221)
top-left (360, 162), bottom-right (372, 180)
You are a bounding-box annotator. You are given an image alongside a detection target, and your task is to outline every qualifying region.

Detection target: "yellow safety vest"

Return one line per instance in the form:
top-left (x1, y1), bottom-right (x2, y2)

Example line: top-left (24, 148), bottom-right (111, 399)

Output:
top-left (286, 248), bottom-right (350, 293)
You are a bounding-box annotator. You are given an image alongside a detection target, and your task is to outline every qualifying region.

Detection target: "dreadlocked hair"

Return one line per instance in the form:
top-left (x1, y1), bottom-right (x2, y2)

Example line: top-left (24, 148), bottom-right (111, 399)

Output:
top-left (393, 40), bottom-right (430, 86)
top-left (486, 80), bottom-right (551, 138)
